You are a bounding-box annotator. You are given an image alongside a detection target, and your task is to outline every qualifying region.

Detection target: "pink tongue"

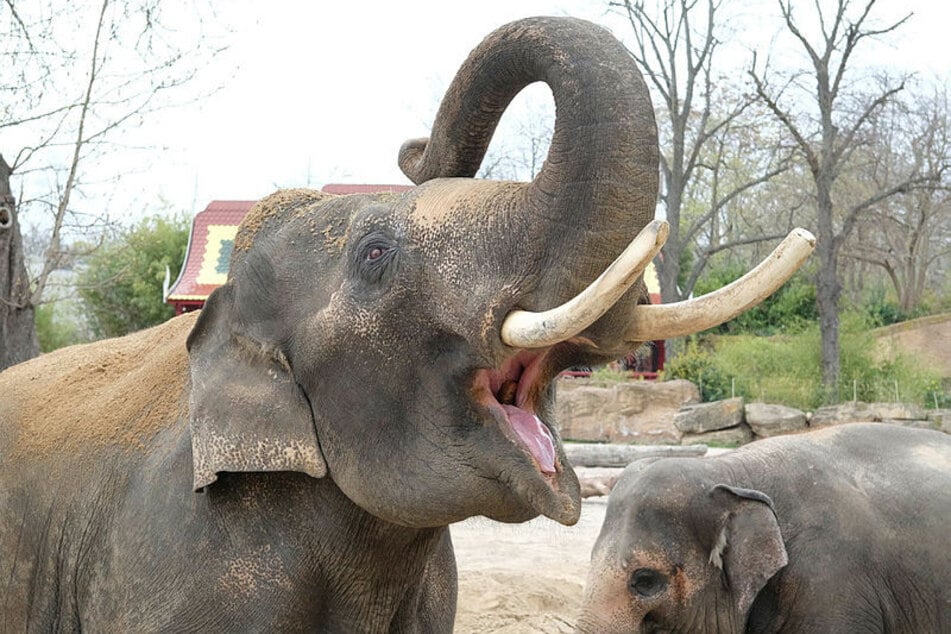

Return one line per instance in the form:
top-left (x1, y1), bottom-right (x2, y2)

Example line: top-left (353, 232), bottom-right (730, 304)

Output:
top-left (502, 405), bottom-right (556, 474)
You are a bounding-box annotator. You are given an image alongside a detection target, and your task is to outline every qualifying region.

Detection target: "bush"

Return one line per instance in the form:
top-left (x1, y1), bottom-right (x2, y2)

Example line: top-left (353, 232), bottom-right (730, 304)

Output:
top-left (662, 338), bottom-right (732, 402)
top-left (77, 215), bottom-right (188, 339)
top-left (694, 264), bottom-right (817, 335)
top-left (34, 302), bottom-right (90, 352)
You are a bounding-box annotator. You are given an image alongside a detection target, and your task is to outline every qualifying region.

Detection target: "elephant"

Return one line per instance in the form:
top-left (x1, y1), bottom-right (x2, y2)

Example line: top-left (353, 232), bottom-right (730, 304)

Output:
top-left (0, 17), bottom-right (812, 632)
top-left (578, 423), bottom-right (951, 633)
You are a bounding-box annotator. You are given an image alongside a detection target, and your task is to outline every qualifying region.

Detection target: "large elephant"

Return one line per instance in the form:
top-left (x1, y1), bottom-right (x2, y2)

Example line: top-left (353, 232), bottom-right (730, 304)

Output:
top-left (0, 17), bottom-right (811, 632)
top-left (578, 423), bottom-right (951, 633)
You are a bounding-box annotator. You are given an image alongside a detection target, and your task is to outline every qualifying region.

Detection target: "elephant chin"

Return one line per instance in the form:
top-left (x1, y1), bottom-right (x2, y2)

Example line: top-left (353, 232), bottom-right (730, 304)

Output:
top-left (471, 349), bottom-right (582, 526)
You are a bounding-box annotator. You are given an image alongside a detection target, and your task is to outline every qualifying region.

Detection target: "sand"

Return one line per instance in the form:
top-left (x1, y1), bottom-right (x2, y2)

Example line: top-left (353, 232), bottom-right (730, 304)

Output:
top-left (452, 474), bottom-right (611, 633)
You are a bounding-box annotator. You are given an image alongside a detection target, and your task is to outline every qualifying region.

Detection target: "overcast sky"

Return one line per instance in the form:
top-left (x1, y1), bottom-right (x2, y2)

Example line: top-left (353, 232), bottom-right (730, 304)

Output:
top-left (103, 0), bottom-right (951, 220)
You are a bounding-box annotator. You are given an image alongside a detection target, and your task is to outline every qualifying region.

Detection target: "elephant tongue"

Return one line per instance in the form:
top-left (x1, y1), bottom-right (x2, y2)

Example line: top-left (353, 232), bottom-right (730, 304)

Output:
top-left (502, 405), bottom-right (556, 473)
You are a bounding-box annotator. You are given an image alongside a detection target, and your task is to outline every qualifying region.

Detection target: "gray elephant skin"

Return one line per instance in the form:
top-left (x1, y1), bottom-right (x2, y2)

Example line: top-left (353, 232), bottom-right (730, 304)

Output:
top-left (579, 423), bottom-right (951, 633)
top-left (0, 17), bottom-right (669, 632)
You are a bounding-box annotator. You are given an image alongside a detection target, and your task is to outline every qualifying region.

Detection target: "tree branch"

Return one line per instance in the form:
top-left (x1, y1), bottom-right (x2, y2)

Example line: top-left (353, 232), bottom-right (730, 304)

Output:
top-left (32, 0), bottom-right (110, 305)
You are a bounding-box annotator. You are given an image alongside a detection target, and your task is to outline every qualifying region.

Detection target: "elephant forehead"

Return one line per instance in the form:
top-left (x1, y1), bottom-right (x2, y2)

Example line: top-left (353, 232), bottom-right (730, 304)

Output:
top-left (234, 188), bottom-right (335, 254)
top-left (408, 177), bottom-right (523, 230)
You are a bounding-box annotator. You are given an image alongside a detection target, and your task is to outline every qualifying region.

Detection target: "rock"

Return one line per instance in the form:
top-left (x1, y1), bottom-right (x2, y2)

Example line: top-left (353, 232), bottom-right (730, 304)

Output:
top-left (810, 402), bottom-right (929, 427)
top-left (579, 473), bottom-right (620, 498)
top-left (927, 410), bottom-right (951, 434)
top-left (681, 423), bottom-right (754, 448)
top-left (555, 378), bottom-right (700, 444)
top-left (745, 402), bottom-right (807, 438)
top-left (674, 397), bottom-right (744, 434)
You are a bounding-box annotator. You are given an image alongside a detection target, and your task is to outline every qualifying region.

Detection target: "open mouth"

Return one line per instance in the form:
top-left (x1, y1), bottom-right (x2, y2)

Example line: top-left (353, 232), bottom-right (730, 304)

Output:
top-left (473, 350), bottom-right (558, 475)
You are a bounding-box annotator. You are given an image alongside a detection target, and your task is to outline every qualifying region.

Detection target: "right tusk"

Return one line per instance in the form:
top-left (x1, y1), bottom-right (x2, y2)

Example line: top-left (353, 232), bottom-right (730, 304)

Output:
top-left (501, 220), bottom-right (669, 349)
top-left (624, 228), bottom-right (816, 342)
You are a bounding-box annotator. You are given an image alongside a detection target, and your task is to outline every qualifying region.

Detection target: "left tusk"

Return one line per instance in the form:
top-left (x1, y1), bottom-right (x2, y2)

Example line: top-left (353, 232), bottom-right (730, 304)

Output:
top-left (501, 220), bottom-right (669, 349)
top-left (624, 228), bottom-right (816, 342)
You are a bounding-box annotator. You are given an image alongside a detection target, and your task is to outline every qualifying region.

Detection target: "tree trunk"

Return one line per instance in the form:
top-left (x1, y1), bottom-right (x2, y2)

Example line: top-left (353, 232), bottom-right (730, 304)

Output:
top-left (815, 178), bottom-right (840, 403)
top-left (0, 155), bottom-right (39, 370)
top-left (564, 443), bottom-right (707, 468)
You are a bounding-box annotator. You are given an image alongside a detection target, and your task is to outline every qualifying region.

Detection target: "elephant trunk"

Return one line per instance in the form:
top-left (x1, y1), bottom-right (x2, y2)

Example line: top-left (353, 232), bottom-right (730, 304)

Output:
top-left (400, 17), bottom-right (658, 327)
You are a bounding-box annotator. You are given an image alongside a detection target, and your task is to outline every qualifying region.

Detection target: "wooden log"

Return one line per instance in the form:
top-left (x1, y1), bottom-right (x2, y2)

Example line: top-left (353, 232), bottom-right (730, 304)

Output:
top-left (564, 443), bottom-right (707, 468)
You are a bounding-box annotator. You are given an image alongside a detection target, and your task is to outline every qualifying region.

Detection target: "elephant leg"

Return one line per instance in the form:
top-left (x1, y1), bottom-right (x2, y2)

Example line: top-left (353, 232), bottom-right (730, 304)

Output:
top-left (390, 529), bottom-right (457, 633)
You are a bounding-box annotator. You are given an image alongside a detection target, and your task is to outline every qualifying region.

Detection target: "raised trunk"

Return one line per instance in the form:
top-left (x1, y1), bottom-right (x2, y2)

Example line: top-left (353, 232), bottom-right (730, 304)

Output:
top-left (400, 17), bottom-right (658, 315)
top-left (0, 155), bottom-right (40, 370)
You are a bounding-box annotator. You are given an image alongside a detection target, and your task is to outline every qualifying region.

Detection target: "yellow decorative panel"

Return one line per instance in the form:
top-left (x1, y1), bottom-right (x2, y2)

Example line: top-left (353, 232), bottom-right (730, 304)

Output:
top-left (197, 225), bottom-right (239, 285)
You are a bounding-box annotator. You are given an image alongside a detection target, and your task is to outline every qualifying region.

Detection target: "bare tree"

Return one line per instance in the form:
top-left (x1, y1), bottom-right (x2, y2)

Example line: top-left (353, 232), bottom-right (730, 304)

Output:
top-left (0, 155), bottom-right (39, 367)
top-left (613, 0), bottom-right (790, 303)
top-left (749, 0), bottom-right (943, 399)
top-left (677, 97), bottom-right (794, 296)
top-left (477, 95), bottom-right (554, 181)
top-left (844, 88), bottom-right (951, 313)
top-left (0, 0), bottom-right (226, 369)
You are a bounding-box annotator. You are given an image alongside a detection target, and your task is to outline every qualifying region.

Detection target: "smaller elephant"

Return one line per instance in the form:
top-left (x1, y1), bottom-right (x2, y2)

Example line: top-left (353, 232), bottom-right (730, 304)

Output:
top-left (578, 423), bottom-right (951, 633)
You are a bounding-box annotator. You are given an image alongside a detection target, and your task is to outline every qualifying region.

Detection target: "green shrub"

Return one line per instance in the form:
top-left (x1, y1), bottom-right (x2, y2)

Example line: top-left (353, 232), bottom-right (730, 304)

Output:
top-left (34, 302), bottom-right (90, 352)
top-left (77, 215), bottom-right (188, 338)
top-left (589, 365), bottom-right (630, 384)
top-left (694, 265), bottom-right (817, 335)
top-left (662, 338), bottom-right (731, 402)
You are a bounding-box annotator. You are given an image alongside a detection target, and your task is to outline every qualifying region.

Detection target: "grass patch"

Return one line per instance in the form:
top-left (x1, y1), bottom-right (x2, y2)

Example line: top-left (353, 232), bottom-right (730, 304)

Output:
top-left (665, 312), bottom-right (946, 409)
top-left (588, 366), bottom-right (632, 384)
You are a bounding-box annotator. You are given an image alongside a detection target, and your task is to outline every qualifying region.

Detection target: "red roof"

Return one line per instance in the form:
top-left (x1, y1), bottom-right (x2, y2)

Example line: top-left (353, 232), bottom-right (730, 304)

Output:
top-left (166, 185), bottom-right (411, 305)
top-left (166, 200), bottom-right (256, 302)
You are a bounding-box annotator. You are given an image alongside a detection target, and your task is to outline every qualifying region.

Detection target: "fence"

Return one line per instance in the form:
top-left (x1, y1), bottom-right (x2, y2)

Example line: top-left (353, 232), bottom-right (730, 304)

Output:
top-left (694, 373), bottom-right (950, 410)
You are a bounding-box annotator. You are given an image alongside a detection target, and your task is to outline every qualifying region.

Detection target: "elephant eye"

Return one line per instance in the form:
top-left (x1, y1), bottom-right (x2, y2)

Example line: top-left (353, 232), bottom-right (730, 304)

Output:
top-left (366, 246), bottom-right (387, 261)
top-left (352, 232), bottom-right (399, 285)
top-left (630, 568), bottom-right (668, 598)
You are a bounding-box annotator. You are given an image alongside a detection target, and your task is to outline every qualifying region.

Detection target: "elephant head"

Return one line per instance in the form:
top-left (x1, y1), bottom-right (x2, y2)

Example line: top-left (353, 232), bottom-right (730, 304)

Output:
top-left (578, 460), bottom-right (788, 633)
top-left (185, 17), bottom-right (813, 530)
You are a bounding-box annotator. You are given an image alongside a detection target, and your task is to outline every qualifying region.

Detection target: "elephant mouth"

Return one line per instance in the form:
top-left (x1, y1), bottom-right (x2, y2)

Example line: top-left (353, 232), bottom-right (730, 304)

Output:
top-left (473, 350), bottom-right (559, 476)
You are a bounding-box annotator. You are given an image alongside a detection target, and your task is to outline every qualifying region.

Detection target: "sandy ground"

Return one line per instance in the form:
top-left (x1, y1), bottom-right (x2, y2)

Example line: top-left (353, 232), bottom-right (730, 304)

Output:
top-left (452, 471), bottom-right (612, 633)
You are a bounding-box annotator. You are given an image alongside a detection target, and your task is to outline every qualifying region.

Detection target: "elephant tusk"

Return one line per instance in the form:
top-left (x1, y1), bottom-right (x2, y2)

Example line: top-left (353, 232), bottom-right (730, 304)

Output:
top-left (623, 228), bottom-right (816, 342)
top-left (501, 219), bottom-right (669, 349)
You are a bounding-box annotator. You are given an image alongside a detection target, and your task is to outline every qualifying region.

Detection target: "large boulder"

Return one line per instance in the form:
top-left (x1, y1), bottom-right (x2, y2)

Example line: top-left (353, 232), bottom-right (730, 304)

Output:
top-left (745, 402), bottom-right (807, 438)
top-left (928, 410), bottom-right (951, 434)
top-left (681, 423), bottom-right (754, 448)
top-left (555, 378), bottom-right (700, 444)
top-left (674, 397), bottom-right (744, 434)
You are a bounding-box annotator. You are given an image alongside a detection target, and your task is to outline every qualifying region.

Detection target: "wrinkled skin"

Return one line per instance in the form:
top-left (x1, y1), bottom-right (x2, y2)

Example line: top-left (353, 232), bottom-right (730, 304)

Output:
top-left (579, 424), bottom-right (951, 633)
top-left (0, 17), bottom-right (659, 632)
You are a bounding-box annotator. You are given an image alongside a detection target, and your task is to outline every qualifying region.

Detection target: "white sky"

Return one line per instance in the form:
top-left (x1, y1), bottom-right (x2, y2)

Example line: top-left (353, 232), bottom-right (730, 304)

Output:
top-left (77, 0), bottom-right (951, 220)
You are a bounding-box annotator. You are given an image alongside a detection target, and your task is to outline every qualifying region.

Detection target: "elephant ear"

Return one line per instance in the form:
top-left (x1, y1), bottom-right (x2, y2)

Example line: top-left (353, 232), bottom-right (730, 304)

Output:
top-left (709, 484), bottom-right (788, 624)
top-left (186, 284), bottom-right (327, 491)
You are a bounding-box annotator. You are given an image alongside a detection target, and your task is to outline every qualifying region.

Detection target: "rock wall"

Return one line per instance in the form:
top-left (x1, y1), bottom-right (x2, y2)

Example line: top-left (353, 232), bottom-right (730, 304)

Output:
top-left (555, 377), bottom-right (949, 446)
top-left (554, 378), bottom-right (699, 444)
